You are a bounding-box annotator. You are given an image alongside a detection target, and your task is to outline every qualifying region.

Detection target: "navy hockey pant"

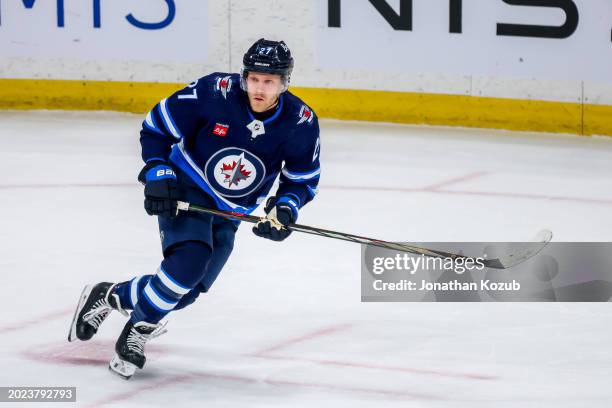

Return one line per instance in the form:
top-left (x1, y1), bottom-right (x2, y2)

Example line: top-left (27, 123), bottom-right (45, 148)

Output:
top-left (115, 212), bottom-right (237, 324)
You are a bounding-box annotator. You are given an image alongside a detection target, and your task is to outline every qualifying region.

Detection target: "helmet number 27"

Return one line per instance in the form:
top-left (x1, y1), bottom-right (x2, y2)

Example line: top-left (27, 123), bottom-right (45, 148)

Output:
top-left (258, 46), bottom-right (274, 55)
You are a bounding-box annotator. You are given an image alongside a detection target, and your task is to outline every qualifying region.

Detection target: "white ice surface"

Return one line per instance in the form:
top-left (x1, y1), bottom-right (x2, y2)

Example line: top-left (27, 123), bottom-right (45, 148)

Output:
top-left (1, 111), bottom-right (612, 407)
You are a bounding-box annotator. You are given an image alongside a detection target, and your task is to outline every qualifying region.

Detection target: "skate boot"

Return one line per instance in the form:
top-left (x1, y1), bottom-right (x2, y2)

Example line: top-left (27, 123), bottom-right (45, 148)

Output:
top-left (67, 282), bottom-right (128, 342)
top-left (109, 320), bottom-right (167, 380)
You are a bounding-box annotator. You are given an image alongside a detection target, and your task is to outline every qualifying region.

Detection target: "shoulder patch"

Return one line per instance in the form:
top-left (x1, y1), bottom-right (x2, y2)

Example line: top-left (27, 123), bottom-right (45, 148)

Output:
top-left (215, 75), bottom-right (233, 99)
top-left (297, 104), bottom-right (315, 125)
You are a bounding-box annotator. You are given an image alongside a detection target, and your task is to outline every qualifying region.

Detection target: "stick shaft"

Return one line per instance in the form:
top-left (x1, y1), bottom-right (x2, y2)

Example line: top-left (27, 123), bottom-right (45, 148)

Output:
top-left (177, 201), bottom-right (463, 260)
top-left (176, 202), bottom-right (551, 270)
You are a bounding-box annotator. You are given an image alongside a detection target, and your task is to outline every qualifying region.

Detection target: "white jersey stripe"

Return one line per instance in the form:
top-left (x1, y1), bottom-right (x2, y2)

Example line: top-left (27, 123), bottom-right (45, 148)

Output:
top-left (281, 167), bottom-right (321, 181)
top-left (159, 98), bottom-right (182, 140)
top-left (145, 111), bottom-right (155, 129)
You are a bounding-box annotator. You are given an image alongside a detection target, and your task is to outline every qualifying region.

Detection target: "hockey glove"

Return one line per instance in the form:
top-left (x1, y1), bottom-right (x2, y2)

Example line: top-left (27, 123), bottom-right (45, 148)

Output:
top-left (252, 196), bottom-right (299, 242)
top-left (138, 161), bottom-right (178, 218)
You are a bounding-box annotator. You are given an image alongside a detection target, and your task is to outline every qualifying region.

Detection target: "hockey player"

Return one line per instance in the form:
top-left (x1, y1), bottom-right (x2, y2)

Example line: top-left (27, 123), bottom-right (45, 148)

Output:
top-left (67, 39), bottom-right (321, 379)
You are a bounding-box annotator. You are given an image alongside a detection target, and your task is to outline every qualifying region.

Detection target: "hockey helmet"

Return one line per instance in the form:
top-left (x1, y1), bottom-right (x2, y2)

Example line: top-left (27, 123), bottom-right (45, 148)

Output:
top-left (241, 38), bottom-right (294, 93)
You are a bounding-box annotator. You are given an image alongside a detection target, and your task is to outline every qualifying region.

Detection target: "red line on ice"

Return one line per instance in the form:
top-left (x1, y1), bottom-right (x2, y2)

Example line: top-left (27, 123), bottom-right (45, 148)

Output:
top-left (437, 188), bottom-right (612, 205)
top-left (84, 374), bottom-right (196, 408)
top-left (250, 324), bottom-right (496, 381)
top-left (21, 341), bottom-right (170, 367)
top-left (422, 171), bottom-right (488, 191)
top-left (84, 370), bottom-right (435, 407)
top-left (260, 376), bottom-right (434, 399)
top-left (324, 184), bottom-right (612, 206)
top-left (0, 308), bottom-right (72, 334)
top-left (252, 354), bottom-right (497, 381)
top-left (1, 180), bottom-right (611, 206)
top-left (0, 182), bottom-right (136, 189)
top-left (249, 323), bottom-right (353, 356)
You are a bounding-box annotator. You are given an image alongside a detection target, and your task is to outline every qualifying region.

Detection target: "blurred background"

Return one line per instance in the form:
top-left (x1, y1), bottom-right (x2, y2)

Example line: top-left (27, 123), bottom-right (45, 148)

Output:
top-left (2, 0), bottom-right (612, 135)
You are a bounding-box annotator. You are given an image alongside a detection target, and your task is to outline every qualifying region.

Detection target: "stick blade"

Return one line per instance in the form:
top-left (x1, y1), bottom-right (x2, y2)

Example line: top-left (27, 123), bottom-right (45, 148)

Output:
top-left (483, 229), bottom-right (553, 270)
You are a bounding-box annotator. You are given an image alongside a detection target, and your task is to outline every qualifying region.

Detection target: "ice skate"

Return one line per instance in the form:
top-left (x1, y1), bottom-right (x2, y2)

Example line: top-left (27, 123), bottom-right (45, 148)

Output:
top-left (67, 282), bottom-right (128, 342)
top-left (109, 320), bottom-right (167, 380)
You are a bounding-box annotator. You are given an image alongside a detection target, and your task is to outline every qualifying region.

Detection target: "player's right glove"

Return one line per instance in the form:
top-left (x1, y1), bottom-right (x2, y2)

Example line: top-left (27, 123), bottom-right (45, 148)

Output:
top-left (252, 196), bottom-right (298, 241)
top-left (137, 160), bottom-right (178, 218)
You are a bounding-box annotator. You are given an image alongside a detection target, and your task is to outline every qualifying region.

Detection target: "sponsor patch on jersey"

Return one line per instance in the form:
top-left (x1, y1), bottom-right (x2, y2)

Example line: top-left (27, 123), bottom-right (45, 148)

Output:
top-left (297, 105), bottom-right (314, 125)
top-left (215, 76), bottom-right (233, 99)
top-left (204, 147), bottom-right (266, 198)
top-left (212, 123), bottom-right (229, 137)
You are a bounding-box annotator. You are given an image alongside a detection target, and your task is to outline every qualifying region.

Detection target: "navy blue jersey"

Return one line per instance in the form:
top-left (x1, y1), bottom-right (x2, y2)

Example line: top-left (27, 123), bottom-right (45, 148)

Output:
top-left (140, 73), bottom-right (321, 215)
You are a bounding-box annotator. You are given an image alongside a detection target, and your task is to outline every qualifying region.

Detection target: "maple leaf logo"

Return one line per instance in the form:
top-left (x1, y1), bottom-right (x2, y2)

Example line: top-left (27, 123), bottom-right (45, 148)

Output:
top-left (220, 154), bottom-right (251, 187)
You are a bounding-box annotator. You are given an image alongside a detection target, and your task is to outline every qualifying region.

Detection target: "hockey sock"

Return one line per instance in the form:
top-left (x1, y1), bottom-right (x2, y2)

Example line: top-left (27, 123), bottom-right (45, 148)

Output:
top-left (114, 277), bottom-right (151, 310)
top-left (131, 241), bottom-right (212, 324)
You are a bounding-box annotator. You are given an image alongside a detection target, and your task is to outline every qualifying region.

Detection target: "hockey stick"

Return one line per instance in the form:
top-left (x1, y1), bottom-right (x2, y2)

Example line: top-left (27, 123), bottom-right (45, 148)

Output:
top-left (176, 201), bottom-right (552, 270)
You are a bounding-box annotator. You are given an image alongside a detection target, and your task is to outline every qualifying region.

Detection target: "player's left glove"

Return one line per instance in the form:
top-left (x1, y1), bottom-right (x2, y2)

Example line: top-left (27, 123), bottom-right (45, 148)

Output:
top-left (252, 196), bottom-right (299, 241)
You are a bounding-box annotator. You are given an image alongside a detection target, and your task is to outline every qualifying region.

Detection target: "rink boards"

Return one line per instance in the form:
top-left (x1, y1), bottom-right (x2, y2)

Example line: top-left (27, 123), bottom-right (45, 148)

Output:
top-left (1, 1), bottom-right (612, 136)
top-left (1, 78), bottom-right (611, 137)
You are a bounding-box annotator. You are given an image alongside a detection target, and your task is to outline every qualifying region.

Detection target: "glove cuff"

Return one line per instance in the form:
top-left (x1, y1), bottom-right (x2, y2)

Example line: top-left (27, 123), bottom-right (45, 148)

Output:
top-left (275, 195), bottom-right (299, 223)
top-left (138, 161), bottom-right (176, 184)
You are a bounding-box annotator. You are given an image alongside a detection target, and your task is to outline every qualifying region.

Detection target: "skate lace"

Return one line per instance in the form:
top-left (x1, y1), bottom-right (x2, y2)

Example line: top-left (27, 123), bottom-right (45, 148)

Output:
top-left (82, 285), bottom-right (128, 328)
top-left (127, 321), bottom-right (168, 355)
top-left (82, 299), bottom-right (112, 329)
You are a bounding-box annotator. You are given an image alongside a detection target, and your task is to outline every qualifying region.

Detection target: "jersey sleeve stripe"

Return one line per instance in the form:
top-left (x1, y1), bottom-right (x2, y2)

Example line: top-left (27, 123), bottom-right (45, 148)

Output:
top-left (145, 157), bottom-right (167, 163)
top-left (144, 110), bottom-right (165, 136)
top-left (306, 185), bottom-right (319, 198)
top-left (281, 167), bottom-right (321, 180)
top-left (159, 98), bottom-right (183, 140)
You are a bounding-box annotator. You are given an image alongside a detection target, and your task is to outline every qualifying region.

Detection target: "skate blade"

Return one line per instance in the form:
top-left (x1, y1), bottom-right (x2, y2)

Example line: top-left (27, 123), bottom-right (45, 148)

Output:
top-left (67, 284), bottom-right (92, 342)
top-left (109, 355), bottom-right (137, 380)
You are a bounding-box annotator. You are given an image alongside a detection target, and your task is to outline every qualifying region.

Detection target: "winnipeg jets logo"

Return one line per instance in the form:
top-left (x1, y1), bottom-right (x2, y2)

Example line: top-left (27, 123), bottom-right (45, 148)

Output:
top-left (246, 119), bottom-right (265, 139)
top-left (215, 76), bottom-right (233, 99)
top-left (205, 148), bottom-right (266, 198)
top-left (297, 105), bottom-right (314, 125)
top-left (220, 153), bottom-right (251, 187)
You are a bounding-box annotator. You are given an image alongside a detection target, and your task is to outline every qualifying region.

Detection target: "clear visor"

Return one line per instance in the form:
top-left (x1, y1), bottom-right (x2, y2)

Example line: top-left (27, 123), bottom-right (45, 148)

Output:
top-left (240, 68), bottom-right (289, 95)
